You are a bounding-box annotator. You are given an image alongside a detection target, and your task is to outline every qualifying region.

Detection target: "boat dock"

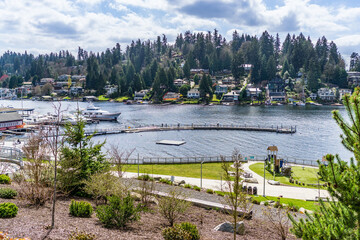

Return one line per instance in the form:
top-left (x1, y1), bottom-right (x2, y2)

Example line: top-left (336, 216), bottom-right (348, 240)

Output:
top-left (82, 123), bottom-right (296, 136)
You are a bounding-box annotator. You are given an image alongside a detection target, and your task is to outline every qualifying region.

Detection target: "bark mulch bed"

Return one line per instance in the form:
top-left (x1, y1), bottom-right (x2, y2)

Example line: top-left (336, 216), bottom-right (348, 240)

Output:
top-left (0, 192), bottom-right (298, 239)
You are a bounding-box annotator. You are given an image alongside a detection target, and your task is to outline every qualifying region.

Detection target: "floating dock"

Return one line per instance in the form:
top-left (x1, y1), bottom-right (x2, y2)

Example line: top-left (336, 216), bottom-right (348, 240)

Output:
top-left (156, 140), bottom-right (186, 146)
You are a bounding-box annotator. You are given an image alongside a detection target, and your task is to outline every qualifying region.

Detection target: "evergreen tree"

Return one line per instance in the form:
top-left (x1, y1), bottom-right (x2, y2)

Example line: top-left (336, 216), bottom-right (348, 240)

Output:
top-left (290, 88), bottom-right (360, 239)
top-left (59, 118), bottom-right (109, 194)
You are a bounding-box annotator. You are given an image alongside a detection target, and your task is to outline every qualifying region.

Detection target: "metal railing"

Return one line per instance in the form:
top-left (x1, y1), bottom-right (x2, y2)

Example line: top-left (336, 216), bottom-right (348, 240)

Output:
top-left (114, 154), bottom-right (319, 167)
top-left (0, 146), bottom-right (24, 167)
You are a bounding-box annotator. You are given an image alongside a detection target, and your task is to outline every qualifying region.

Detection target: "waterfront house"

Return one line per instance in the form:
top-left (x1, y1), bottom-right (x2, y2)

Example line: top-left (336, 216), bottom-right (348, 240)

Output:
top-left (163, 92), bottom-right (180, 101)
top-left (105, 85), bottom-right (117, 96)
top-left (83, 96), bottom-right (97, 102)
top-left (246, 87), bottom-right (262, 99)
top-left (0, 112), bottom-right (23, 130)
top-left (134, 90), bottom-right (148, 101)
top-left (339, 89), bottom-right (352, 100)
top-left (222, 91), bottom-right (239, 102)
top-left (267, 77), bottom-right (286, 102)
top-left (309, 93), bottom-right (317, 100)
top-left (187, 88), bottom-right (200, 99)
top-left (214, 85), bottom-right (228, 95)
top-left (69, 86), bottom-right (83, 95)
top-left (317, 88), bottom-right (336, 101)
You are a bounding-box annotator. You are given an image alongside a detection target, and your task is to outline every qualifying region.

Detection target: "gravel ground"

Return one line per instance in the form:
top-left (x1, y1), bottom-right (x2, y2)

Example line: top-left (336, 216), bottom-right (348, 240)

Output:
top-left (0, 181), bottom-right (301, 240)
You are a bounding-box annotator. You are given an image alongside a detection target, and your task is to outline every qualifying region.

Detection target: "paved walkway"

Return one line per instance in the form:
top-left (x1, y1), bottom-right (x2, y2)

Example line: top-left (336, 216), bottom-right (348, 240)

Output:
top-left (123, 161), bottom-right (330, 200)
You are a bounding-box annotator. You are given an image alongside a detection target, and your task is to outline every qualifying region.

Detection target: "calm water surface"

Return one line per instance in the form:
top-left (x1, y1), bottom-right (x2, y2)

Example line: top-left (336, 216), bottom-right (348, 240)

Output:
top-left (0, 100), bottom-right (352, 161)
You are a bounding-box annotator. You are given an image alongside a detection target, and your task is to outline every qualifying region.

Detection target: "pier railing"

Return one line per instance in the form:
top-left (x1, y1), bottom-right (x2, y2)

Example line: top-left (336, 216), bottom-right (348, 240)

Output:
top-left (115, 154), bottom-right (319, 167)
top-left (82, 122), bottom-right (296, 136)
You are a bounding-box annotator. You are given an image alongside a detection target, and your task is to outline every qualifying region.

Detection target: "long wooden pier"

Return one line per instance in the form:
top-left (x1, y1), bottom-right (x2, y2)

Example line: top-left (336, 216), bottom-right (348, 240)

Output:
top-left (83, 123), bottom-right (296, 137)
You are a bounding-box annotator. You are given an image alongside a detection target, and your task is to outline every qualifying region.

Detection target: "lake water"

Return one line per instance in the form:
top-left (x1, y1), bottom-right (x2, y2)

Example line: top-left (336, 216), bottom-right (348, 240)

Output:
top-left (0, 100), bottom-right (352, 162)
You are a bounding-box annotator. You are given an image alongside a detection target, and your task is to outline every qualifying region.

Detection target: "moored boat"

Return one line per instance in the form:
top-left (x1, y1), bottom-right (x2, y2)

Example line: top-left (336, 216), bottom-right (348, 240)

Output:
top-left (82, 103), bottom-right (121, 121)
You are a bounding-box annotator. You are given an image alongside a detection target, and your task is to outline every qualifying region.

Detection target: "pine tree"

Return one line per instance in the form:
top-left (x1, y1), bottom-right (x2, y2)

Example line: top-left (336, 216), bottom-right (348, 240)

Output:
top-left (290, 88), bottom-right (360, 239)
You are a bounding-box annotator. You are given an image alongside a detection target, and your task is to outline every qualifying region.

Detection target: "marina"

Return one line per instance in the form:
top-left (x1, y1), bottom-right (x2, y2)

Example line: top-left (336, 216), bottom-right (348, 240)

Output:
top-left (0, 100), bottom-right (351, 162)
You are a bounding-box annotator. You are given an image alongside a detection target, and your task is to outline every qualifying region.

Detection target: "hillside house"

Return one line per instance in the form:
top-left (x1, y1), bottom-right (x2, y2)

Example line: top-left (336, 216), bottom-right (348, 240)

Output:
top-left (174, 79), bottom-right (187, 87)
top-left (246, 87), bottom-right (262, 99)
top-left (348, 72), bottom-right (360, 86)
top-left (215, 85), bottom-right (228, 95)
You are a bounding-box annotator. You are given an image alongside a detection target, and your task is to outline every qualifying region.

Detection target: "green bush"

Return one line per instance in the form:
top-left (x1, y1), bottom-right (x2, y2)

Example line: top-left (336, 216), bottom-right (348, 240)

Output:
top-left (184, 184), bottom-right (191, 189)
top-left (178, 222), bottom-right (200, 240)
top-left (0, 175), bottom-right (11, 184)
top-left (215, 191), bottom-right (225, 197)
top-left (159, 178), bottom-right (173, 185)
top-left (68, 229), bottom-right (96, 240)
top-left (193, 186), bottom-right (201, 191)
top-left (264, 201), bottom-right (269, 206)
top-left (0, 188), bottom-right (17, 199)
top-left (0, 202), bottom-right (18, 218)
top-left (274, 201), bottom-right (283, 209)
top-left (287, 202), bottom-right (299, 212)
top-left (206, 189), bottom-right (214, 194)
top-left (69, 200), bottom-right (93, 218)
top-left (96, 194), bottom-right (140, 228)
top-left (137, 174), bottom-right (154, 181)
top-left (251, 198), bottom-right (260, 205)
top-left (162, 225), bottom-right (191, 240)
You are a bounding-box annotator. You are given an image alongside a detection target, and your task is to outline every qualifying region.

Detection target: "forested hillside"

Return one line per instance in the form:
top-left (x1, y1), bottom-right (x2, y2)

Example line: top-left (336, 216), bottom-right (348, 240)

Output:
top-left (0, 29), bottom-right (352, 98)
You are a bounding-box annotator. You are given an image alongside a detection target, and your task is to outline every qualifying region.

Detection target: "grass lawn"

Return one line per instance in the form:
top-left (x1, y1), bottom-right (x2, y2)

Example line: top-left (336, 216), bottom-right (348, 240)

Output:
top-left (98, 95), bottom-right (109, 101)
top-left (249, 163), bottom-right (325, 189)
top-left (115, 96), bottom-right (129, 102)
top-left (123, 163), bottom-right (224, 180)
top-left (251, 195), bottom-right (321, 212)
top-left (211, 95), bottom-right (221, 102)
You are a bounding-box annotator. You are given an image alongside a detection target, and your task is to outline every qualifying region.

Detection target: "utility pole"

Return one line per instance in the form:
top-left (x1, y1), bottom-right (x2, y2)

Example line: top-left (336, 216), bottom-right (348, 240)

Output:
top-left (263, 157), bottom-right (266, 197)
top-left (200, 161), bottom-right (204, 188)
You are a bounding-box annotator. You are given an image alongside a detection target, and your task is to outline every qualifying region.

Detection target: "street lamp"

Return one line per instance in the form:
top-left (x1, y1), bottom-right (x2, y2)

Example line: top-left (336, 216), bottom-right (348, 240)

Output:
top-left (200, 160), bottom-right (204, 188)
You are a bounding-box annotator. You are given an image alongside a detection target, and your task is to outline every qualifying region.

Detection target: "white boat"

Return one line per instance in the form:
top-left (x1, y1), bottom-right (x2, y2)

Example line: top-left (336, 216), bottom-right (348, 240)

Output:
top-left (82, 103), bottom-right (121, 121)
top-left (297, 101), bottom-right (306, 106)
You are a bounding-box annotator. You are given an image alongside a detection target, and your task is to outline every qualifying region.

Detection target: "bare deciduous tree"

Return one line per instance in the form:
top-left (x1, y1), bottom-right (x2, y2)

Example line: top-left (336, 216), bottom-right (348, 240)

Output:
top-left (158, 188), bottom-right (190, 226)
top-left (263, 207), bottom-right (291, 240)
top-left (221, 150), bottom-right (251, 239)
top-left (108, 145), bottom-right (134, 178)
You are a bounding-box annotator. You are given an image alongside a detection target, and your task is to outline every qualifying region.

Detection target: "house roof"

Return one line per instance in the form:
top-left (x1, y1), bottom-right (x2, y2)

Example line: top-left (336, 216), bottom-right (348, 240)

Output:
top-left (0, 75), bottom-right (9, 82)
top-left (0, 112), bottom-right (22, 123)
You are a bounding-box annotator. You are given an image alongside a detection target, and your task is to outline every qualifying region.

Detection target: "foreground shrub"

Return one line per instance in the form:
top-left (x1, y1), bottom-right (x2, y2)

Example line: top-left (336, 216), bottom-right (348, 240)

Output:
top-left (162, 225), bottom-right (191, 240)
top-left (178, 222), bottom-right (200, 240)
top-left (251, 198), bottom-right (260, 205)
top-left (193, 186), bottom-right (201, 191)
top-left (184, 184), bottom-right (191, 189)
top-left (0, 175), bottom-right (11, 184)
top-left (0, 202), bottom-right (18, 218)
top-left (96, 194), bottom-right (140, 228)
top-left (158, 189), bottom-right (190, 226)
top-left (206, 189), bottom-right (214, 194)
top-left (0, 188), bottom-right (18, 199)
top-left (83, 172), bottom-right (126, 206)
top-left (68, 229), bottom-right (96, 240)
top-left (69, 200), bottom-right (93, 217)
top-left (137, 174), bottom-right (154, 181)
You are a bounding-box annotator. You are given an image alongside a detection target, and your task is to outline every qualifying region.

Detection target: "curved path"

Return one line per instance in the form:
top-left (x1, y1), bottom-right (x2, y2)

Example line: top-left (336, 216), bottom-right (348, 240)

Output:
top-left (123, 161), bottom-right (330, 200)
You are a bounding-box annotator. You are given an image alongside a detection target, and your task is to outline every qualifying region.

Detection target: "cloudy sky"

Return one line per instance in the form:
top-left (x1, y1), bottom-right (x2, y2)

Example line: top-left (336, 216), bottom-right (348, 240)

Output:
top-left (0, 0), bottom-right (359, 65)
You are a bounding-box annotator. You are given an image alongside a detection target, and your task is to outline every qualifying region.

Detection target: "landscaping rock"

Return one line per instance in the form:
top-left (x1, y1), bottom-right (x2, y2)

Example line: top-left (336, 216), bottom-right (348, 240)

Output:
top-left (154, 177), bottom-right (162, 181)
top-left (130, 192), bottom-right (141, 201)
top-left (214, 221), bottom-right (245, 235)
top-left (147, 196), bottom-right (159, 205)
top-left (244, 178), bottom-right (258, 184)
top-left (268, 180), bottom-right (280, 185)
top-left (299, 207), bottom-right (306, 214)
top-left (173, 181), bottom-right (181, 186)
top-left (179, 180), bottom-right (186, 184)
